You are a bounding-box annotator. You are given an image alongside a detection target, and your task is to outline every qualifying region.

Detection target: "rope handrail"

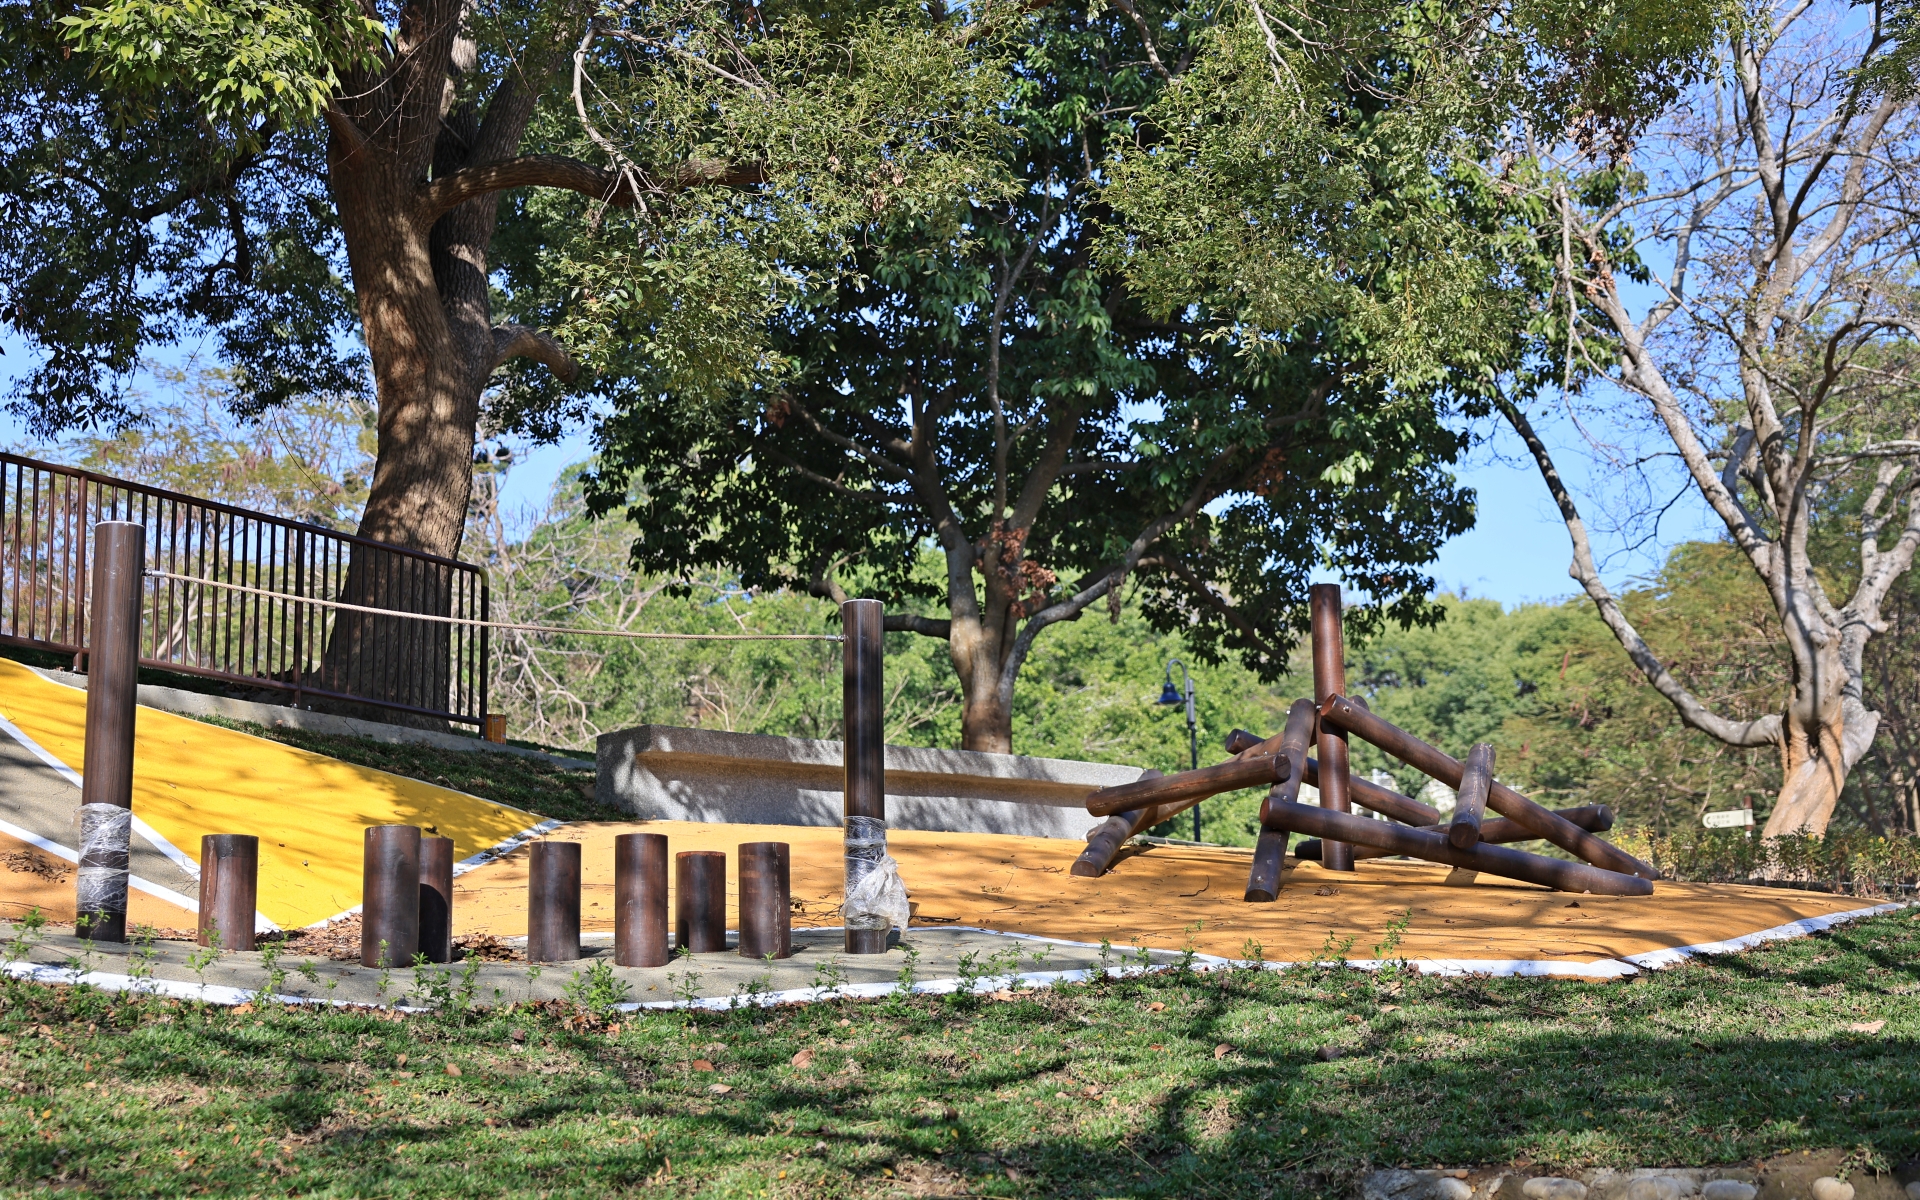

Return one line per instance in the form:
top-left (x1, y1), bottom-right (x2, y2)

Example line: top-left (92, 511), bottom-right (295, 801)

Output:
top-left (142, 569), bottom-right (845, 641)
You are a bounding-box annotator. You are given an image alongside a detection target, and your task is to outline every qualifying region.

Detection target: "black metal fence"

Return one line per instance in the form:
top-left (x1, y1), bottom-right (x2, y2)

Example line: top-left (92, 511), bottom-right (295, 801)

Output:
top-left (0, 452), bottom-right (489, 726)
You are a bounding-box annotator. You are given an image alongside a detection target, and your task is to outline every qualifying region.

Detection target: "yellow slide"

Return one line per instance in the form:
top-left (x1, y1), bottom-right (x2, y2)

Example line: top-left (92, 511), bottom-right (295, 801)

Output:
top-left (0, 658), bottom-right (548, 929)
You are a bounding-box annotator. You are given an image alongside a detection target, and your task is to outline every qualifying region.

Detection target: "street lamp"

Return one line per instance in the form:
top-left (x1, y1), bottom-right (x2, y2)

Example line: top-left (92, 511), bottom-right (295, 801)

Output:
top-left (1157, 659), bottom-right (1200, 841)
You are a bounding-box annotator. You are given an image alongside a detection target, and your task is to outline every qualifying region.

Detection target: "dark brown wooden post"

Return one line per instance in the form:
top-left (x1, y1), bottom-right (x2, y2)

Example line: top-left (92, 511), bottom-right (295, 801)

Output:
top-left (1246, 698), bottom-right (1318, 902)
top-left (841, 598), bottom-right (889, 954)
top-left (418, 835), bottom-right (454, 963)
top-left (361, 825), bottom-right (421, 967)
top-left (676, 851), bottom-right (727, 953)
top-left (1309, 585), bottom-right (1354, 871)
top-left (76, 520), bottom-right (143, 943)
top-left (1450, 743), bottom-right (1495, 850)
top-left (527, 840), bottom-right (582, 963)
top-left (614, 832), bottom-right (670, 968)
top-left (738, 842), bottom-right (792, 960)
top-left (196, 834), bottom-right (258, 952)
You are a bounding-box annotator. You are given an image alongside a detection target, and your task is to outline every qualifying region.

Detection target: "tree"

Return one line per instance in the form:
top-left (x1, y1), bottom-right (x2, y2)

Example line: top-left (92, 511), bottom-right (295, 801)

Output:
top-left (2, 0), bottom-right (997, 710)
top-left (1504, 3), bottom-right (1920, 834)
top-left (588, 3), bottom-right (1574, 751)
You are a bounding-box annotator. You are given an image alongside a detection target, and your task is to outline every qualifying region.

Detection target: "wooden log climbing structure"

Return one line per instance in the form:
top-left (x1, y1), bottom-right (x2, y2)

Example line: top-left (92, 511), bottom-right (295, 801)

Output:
top-left (1074, 586), bottom-right (1660, 898)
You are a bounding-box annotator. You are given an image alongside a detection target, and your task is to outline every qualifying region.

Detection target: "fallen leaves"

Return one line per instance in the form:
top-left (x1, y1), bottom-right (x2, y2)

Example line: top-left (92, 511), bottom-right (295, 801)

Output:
top-left (1846, 1020), bottom-right (1886, 1034)
top-left (1145, 1002), bottom-right (1166, 1012)
top-left (444, 1063), bottom-right (462, 1077)
top-left (1214, 1043), bottom-right (1232, 1060)
top-left (707, 1083), bottom-right (733, 1095)
top-left (692, 1060), bottom-right (715, 1072)
top-left (790, 1048), bottom-right (815, 1069)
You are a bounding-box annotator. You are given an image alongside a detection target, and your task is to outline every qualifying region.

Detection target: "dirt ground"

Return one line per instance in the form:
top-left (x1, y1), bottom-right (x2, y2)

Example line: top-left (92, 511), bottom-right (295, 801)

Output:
top-left (448, 820), bottom-right (1880, 964)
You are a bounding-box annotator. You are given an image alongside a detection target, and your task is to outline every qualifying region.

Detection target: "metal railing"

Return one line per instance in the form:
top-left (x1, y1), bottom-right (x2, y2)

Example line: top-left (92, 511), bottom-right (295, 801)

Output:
top-left (0, 452), bottom-right (489, 726)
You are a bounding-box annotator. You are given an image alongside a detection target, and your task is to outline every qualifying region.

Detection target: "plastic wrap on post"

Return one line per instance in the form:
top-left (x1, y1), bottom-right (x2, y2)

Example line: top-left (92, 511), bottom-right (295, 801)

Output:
top-left (76, 803), bottom-right (131, 942)
top-left (842, 813), bottom-right (908, 942)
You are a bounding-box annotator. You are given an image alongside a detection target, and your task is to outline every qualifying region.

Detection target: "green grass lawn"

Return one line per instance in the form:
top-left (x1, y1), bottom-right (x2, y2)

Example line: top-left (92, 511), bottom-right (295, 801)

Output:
top-left (2, 909), bottom-right (1915, 1198)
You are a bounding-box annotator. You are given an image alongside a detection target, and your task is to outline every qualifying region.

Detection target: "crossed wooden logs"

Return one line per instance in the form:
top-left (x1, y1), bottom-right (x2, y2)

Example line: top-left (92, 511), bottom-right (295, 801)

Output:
top-left (1072, 584), bottom-right (1657, 898)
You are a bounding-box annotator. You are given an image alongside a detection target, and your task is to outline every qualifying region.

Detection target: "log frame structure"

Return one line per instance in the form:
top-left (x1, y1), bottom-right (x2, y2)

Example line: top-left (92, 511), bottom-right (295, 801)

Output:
top-left (1073, 586), bottom-right (1660, 900)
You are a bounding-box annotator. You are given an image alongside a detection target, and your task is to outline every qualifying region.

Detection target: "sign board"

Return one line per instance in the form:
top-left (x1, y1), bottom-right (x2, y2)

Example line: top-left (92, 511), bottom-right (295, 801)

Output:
top-left (1702, 808), bottom-right (1755, 829)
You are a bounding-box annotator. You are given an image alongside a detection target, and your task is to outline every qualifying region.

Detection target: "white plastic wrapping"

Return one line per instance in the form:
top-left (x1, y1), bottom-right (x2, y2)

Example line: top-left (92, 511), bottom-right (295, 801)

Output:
top-left (76, 802), bottom-right (131, 917)
top-left (843, 850), bottom-right (911, 934)
top-left (843, 814), bottom-right (910, 933)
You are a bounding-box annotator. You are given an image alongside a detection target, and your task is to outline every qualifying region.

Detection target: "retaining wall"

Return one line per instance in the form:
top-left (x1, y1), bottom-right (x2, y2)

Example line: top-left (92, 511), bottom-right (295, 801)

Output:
top-left (595, 725), bottom-right (1148, 840)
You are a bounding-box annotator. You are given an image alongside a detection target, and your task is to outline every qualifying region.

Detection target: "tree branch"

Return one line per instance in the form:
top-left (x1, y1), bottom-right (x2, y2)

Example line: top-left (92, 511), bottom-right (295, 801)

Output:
top-left (490, 325), bottom-right (579, 382)
top-left (1499, 396), bottom-right (1782, 749)
top-left (418, 153), bottom-right (764, 224)
top-left (884, 614), bottom-right (952, 638)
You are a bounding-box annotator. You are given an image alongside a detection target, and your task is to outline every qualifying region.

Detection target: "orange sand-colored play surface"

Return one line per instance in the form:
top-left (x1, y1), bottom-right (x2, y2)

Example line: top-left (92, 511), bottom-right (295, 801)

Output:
top-left (1, 828), bottom-right (197, 929)
top-left (453, 821), bottom-right (1883, 964)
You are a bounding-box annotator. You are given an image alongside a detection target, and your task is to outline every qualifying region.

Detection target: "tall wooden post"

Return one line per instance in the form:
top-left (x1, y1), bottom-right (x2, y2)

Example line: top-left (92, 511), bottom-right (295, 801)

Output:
top-left (842, 598), bottom-right (889, 954)
top-left (77, 521), bottom-right (143, 943)
top-left (1309, 584), bottom-right (1354, 872)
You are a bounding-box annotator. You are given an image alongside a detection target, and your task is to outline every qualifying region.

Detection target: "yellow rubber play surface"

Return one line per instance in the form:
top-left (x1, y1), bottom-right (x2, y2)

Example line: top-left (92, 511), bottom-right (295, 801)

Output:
top-left (452, 821), bottom-right (1882, 964)
top-left (0, 658), bottom-right (547, 930)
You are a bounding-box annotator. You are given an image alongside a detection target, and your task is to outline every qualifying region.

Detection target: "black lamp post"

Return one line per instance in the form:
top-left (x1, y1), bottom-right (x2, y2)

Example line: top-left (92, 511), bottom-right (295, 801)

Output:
top-left (1157, 658), bottom-right (1200, 841)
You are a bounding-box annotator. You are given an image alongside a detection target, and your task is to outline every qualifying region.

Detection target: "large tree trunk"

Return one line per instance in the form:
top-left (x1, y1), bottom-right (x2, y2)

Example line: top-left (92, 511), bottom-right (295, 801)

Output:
top-left (315, 123), bottom-right (501, 723)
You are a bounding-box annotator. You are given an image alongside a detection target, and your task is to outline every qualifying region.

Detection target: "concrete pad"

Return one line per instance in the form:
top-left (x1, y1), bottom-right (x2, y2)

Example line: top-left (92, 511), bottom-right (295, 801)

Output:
top-left (0, 657), bottom-right (550, 929)
top-left (453, 820), bottom-right (1888, 969)
top-left (1, 920), bottom-right (1183, 1008)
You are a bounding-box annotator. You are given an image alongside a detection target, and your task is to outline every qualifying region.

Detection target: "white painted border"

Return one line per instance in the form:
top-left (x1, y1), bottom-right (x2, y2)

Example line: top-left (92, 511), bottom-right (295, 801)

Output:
top-left (1, 893), bottom-right (1905, 1012)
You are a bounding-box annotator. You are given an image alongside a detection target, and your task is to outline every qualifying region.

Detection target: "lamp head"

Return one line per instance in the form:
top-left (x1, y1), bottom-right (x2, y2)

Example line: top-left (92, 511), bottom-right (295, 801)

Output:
top-left (1157, 679), bottom-right (1183, 706)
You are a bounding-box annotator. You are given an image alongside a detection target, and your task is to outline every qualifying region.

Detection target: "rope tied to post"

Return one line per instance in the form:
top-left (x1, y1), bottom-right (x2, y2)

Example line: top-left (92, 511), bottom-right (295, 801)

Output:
top-left (141, 570), bottom-right (845, 640)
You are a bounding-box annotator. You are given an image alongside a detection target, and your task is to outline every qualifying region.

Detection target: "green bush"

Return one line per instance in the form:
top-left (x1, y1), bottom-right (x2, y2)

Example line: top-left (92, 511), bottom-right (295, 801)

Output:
top-left (1618, 827), bottom-right (1920, 896)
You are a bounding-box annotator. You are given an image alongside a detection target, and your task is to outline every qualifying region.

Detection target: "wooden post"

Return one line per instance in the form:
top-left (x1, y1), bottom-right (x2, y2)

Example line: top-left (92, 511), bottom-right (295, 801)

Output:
top-left (1085, 754), bottom-right (1292, 817)
top-left (1245, 699), bottom-right (1318, 902)
top-left (527, 840), bottom-right (582, 963)
top-left (738, 842), bottom-right (792, 960)
top-left (841, 599), bottom-right (889, 954)
top-left (1450, 744), bottom-right (1495, 850)
top-left (615, 832), bottom-right (670, 968)
top-left (1072, 771), bottom-right (1163, 877)
top-left (196, 835), bottom-right (257, 952)
top-left (77, 521), bottom-right (143, 943)
top-left (361, 825), bottom-right (420, 967)
top-left (1309, 585), bottom-right (1354, 871)
top-left (1293, 803), bottom-right (1616, 861)
top-left (418, 836), bottom-right (454, 964)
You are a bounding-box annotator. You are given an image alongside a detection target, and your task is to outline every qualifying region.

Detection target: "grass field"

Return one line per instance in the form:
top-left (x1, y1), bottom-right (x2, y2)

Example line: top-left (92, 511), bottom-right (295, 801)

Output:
top-left (2, 908), bottom-right (1915, 1198)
